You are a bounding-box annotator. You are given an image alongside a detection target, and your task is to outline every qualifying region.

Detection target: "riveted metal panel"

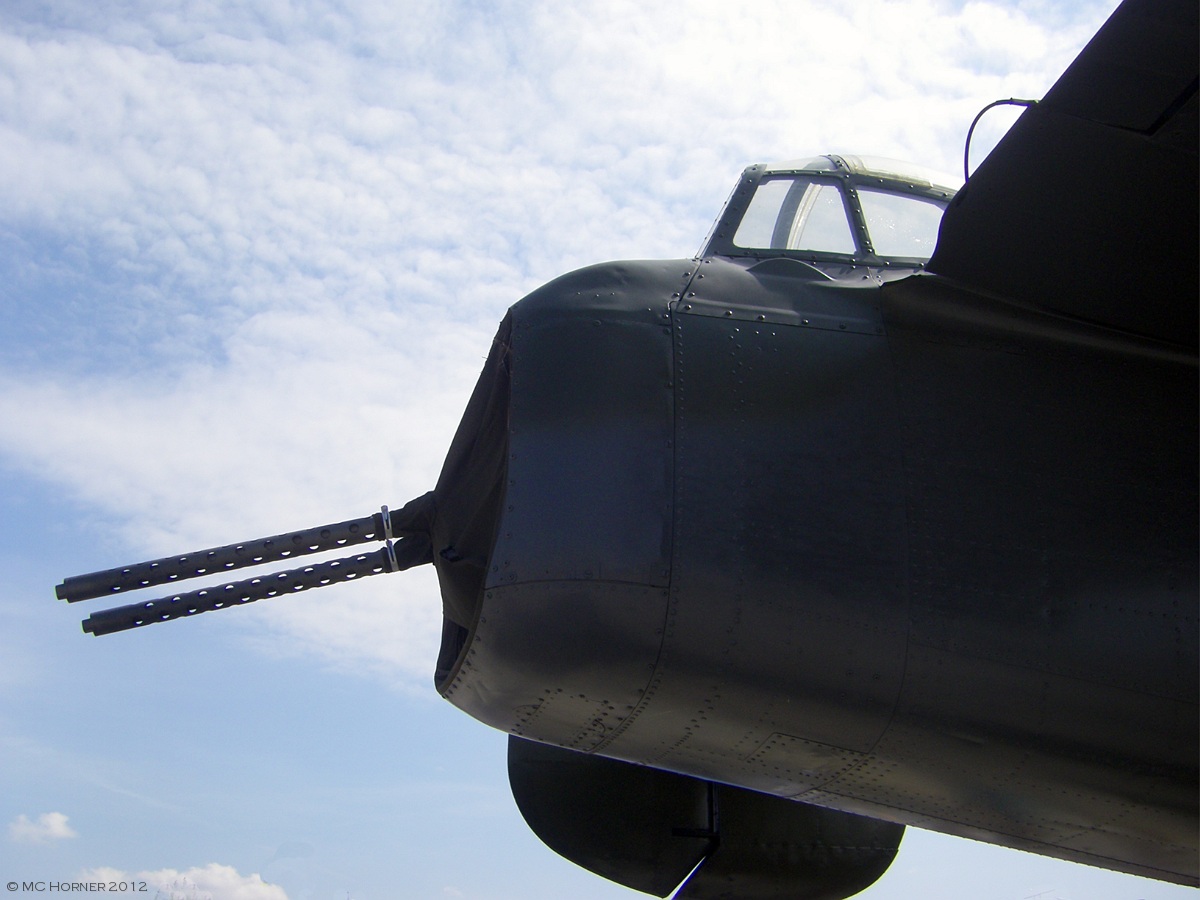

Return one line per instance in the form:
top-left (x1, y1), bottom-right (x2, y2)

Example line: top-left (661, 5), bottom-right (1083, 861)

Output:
top-left (867, 273), bottom-right (1198, 884)
top-left (439, 260), bottom-right (683, 740)
top-left (596, 294), bottom-right (910, 790)
top-left (441, 580), bottom-right (669, 750)
top-left (678, 256), bottom-right (885, 334)
top-left (487, 260), bottom-right (678, 589)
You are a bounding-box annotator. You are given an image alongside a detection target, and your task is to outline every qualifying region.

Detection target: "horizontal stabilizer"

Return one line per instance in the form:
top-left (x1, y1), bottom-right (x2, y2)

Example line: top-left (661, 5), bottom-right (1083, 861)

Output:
top-left (507, 737), bottom-right (903, 899)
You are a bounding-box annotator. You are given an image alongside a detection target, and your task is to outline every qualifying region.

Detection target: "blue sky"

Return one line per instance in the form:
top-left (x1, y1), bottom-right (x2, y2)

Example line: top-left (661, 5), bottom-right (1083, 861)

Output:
top-left (1, 1), bottom-right (1194, 898)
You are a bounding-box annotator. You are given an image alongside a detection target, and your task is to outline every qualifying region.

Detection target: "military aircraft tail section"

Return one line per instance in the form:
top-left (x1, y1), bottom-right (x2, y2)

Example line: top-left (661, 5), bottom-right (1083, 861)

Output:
top-left (53, 0), bottom-right (1197, 894)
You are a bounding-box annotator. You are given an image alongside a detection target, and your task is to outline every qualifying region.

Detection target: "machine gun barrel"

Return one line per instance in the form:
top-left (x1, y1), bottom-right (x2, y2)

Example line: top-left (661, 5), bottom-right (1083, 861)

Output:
top-left (80, 547), bottom-right (398, 636)
top-left (56, 492), bottom-right (435, 636)
top-left (55, 513), bottom-right (388, 603)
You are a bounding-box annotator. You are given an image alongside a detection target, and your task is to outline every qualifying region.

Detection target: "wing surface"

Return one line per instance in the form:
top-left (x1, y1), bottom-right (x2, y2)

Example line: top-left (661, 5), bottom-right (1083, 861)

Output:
top-left (927, 0), bottom-right (1198, 346)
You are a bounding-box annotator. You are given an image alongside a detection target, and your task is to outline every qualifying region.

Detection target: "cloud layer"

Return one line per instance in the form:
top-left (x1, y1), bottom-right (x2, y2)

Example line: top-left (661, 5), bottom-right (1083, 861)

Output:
top-left (84, 864), bottom-right (287, 900)
top-left (0, 0), bottom-right (1116, 691)
top-left (8, 811), bottom-right (78, 843)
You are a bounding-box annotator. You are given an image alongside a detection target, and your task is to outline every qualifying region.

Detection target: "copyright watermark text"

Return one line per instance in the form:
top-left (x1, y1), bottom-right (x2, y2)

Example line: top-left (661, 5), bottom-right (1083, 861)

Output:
top-left (6, 883), bottom-right (148, 893)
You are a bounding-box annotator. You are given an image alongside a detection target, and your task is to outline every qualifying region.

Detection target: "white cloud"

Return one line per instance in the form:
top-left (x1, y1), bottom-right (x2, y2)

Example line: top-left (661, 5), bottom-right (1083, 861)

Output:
top-left (82, 864), bottom-right (287, 900)
top-left (0, 0), bottom-right (1119, 693)
top-left (8, 811), bottom-right (77, 843)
